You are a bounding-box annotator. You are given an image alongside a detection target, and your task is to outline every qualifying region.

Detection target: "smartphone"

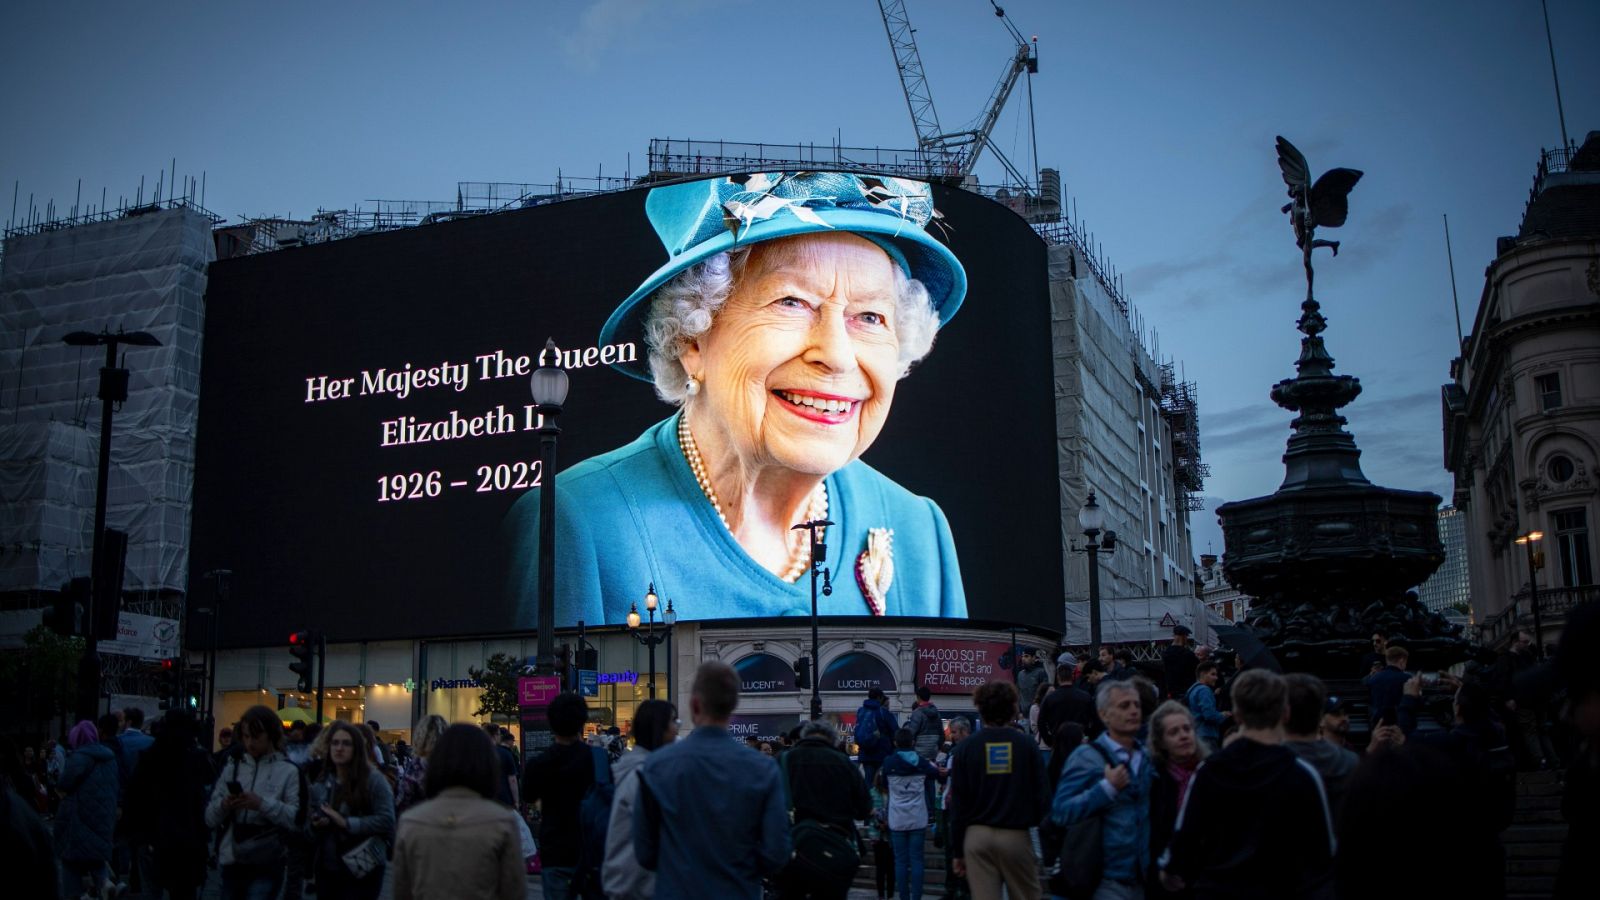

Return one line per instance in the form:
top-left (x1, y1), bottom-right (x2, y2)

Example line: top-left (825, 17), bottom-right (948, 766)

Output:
top-left (1419, 672), bottom-right (1441, 687)
top-left (1374, 706), bottom-right (1398, 729)
top-left (226, 780), bottom-right (243, 796)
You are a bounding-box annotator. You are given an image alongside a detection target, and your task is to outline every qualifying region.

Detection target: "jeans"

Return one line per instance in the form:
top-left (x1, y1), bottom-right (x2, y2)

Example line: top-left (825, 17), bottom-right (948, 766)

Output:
top-left (220, 862), bottom-right (287, 900)
top-left (1090, 880), bottom-right (1144, 900)
top-left (542, 865), bottom-right (576, 900)
top-left (891, 829), bottom-right (926, 900)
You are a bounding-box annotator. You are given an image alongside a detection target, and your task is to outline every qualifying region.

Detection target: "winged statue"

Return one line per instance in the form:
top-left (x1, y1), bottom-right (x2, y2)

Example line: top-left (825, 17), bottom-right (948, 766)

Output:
top-left (1277, 136), bottom-right (1362, 301)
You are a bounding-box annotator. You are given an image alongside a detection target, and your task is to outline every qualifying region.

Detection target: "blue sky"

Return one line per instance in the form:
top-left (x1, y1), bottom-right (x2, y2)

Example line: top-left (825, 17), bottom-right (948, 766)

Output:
top-left (5, 0), bottom-right (1598, 560)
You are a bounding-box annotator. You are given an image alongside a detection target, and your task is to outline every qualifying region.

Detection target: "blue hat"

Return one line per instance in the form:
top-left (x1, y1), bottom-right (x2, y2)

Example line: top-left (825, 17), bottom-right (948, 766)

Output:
top-left (601, 171), bottom-right (967, 382)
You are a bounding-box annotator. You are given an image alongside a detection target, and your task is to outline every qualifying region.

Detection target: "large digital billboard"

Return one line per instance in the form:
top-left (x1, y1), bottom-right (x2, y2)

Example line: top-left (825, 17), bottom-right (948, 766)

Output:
top-left (193, 172), bottom-right (1061, 644)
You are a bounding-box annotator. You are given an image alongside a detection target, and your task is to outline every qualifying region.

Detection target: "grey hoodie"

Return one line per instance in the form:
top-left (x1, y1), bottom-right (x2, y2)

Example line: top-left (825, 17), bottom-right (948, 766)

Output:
top-left (1285, 738), bottom-right (1359, 813)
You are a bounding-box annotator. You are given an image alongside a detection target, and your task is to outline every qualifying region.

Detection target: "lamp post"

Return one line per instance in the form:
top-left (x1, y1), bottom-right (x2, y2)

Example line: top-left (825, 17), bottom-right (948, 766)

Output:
top-left (530, 339), bottom-right (569, 677)
top-left (1076, 492), bottom-right (1117, 648)
top-left (627, 583), bottom-right (675, 699)
top-left (793, 519), bottom-right (833, 722)
top-left (63, 328), bottom-right (161, 720)
top-left (1514, 529), bottom-right (1546, 660)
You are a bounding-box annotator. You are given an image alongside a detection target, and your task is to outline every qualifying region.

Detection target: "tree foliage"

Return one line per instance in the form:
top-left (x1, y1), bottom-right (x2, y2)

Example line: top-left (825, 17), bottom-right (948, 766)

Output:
top-left (0, 625), bottom-right (85, 724)
top-left (468, 652), bottom-right (524, 723)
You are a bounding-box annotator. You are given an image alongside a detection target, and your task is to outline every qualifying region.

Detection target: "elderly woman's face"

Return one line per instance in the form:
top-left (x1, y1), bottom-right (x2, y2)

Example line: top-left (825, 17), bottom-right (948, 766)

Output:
top-left (681, 232), bottom-right (902, 475)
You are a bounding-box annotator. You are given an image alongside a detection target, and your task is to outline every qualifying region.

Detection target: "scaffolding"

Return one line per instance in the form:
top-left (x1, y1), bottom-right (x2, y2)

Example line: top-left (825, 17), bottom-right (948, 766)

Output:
top-left (1159, 363), bottom-right (1209, 512)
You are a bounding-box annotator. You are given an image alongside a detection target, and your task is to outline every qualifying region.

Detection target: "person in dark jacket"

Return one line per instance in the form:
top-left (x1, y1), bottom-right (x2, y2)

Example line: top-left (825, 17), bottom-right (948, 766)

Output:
top-left (1147, 701), bottom-right (1207, 899)
top-left (1039, 662), bottom-right (1098, 744)
top-left (1282, 674), bottom-right (1359, 817)
top-left (522, 692), bottom-right (600, 900)
top-left (949, 680), bottom-right (1045, 899)
top-left (782, 720), bottom-right (870, 835)
top-left (1364, 644), bottom-right (1411, 723)
top-left (1161, 626), bottom-right (1200, 699)
top-left (1554, 600), bottom-right (1600, 899)
top-left (127, 711), bottom-right (216, 900)
top-left (55, 719), bottom-right (120, 900)
top-left (1159, 670), bottom-right (1334, 900)
top-left (855, 688), bottom-right (899, 790)
top-left (2, 780), bottom-right (58, 899)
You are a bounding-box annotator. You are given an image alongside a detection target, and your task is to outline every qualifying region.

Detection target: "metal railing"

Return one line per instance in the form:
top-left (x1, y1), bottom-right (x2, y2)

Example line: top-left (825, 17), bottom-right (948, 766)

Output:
top-left (1476, 583), bottom-right (1599, 647)
top-left (1524, 145), bottom-right (1576, 224)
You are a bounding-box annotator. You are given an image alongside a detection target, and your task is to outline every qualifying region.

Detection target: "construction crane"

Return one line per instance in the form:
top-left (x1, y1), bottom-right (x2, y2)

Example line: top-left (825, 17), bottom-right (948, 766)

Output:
top-left (877, 0), bottom-right (1038, 186)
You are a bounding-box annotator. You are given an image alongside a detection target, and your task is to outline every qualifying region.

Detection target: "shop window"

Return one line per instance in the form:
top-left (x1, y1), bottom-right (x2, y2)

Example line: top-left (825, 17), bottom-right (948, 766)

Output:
top-left (1535, 373), bottom-right (1562, 411)
top-left (1553, 508), bottom-right (1593, 587)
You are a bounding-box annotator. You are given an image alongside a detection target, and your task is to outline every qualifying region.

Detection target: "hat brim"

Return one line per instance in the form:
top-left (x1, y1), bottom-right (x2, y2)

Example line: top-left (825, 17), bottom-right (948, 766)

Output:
top-left (600, 205), bottom-right (967, 383)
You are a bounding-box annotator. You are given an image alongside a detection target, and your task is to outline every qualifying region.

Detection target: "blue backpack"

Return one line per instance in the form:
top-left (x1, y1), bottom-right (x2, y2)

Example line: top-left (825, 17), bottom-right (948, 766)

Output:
top-left (854, 706), bottom-right (893, 758)
top-left (572, 745), bottom-right (615, 898)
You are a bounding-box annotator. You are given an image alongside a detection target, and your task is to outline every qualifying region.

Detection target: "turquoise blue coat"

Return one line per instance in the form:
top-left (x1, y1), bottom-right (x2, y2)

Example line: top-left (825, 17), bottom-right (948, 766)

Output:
top-left (502, 414), bottom-right (967, 627)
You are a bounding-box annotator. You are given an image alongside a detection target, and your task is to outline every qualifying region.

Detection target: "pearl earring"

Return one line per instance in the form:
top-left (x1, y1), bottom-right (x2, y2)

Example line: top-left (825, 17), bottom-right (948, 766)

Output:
top-left (685, 376), bottom-right (701, 397)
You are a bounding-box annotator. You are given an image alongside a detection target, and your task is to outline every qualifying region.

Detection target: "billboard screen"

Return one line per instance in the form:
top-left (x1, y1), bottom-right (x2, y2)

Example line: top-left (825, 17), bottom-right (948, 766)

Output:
top-left (193, 172), bottom-right (1061, 644)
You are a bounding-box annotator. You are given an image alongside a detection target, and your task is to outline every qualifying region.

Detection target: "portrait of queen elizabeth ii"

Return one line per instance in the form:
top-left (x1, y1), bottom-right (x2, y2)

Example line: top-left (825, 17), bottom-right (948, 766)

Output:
top-left (502, 171), bottom-right (969, 627)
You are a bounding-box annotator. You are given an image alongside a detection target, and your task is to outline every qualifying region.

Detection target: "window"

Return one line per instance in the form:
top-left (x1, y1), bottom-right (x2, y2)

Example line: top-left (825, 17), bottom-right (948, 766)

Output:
top-left (1553, 508), bottom-right (1593, 588)
top-left (1535, 373), bottom-right (1563, 411)
top-left (1547, 455), bottom-right (1575, 483)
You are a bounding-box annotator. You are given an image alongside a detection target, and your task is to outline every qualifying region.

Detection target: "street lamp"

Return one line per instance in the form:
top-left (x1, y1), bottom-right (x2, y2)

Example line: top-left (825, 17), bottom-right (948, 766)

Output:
top-left (62, 327), bottom-right (161, 720)
top-left (1075, 491), bottom-right (1118, 647)
top-left (627, 583), bottom-right (673, 699)
top-left (792, 518), bottom-right (833, 722)
top-left (530, 339), bottom-right (569, 677)
top-left (1513, 529), bottom-right (1546, 659)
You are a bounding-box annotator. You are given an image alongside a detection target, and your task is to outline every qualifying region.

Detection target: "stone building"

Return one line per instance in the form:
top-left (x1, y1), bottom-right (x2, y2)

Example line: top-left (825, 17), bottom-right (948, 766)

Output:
top-left (1443, 131), bottom-right (1600, 650)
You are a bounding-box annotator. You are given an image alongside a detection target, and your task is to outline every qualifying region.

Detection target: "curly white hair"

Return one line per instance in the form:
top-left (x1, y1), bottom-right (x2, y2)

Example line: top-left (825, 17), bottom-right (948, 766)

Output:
top-left (643, 246), bottom-right (940, 405)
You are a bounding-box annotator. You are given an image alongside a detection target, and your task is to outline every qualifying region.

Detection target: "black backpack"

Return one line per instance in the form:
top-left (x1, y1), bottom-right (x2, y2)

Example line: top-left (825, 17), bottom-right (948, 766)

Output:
top-left (571, 746), bottom-right (615, 899)
top-left (1049, 741), bottom-right (1118, 899)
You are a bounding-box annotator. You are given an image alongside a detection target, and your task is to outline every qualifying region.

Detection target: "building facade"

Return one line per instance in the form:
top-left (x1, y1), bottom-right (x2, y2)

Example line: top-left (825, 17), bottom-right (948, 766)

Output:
top-left (1443, 132), bottom-right (1600, 650)
top-left (1417, 505), bottom-right (1471, 613)
top-left (1046, 239), bottom-right (1203, 642)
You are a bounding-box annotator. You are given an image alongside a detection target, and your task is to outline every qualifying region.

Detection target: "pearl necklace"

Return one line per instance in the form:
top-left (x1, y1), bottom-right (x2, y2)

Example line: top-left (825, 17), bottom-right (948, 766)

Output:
top-left (678, 415), bottom-right (827, 584)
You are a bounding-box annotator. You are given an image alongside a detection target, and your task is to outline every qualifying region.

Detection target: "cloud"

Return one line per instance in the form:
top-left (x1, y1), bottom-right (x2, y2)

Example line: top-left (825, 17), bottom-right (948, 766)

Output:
top-left (563, 0), bottom-right (655, 67)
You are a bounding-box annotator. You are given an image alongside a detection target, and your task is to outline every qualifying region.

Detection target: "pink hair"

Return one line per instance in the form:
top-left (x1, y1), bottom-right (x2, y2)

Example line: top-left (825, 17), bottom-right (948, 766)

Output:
top-left (68, 720), bottom-right (99, 749)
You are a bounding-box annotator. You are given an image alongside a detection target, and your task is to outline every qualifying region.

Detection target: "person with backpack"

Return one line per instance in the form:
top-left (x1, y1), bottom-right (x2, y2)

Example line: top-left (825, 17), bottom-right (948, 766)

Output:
top-left (307, 721), bottom-right (395, 900)
top-left (602, 700), bottom-right (678, 899)
top-left (205, 705), bottom-right (304, 900)
top-left (777, 720), bottom-right (871, 899)
top-left (855, 688), bottom-right (899, 790)
top-left (1050, 679), bottom-right (1153, 900)
top-left (881, 727), bottom-right (945, 900)
top-left (523, 691), bottom-right (604, 900)
top-left (54, 719), bottom-right (120, 900)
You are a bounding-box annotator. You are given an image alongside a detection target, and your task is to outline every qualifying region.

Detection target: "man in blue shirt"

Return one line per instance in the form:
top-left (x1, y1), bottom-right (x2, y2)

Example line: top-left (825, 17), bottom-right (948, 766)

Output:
top-left (635, 662), bottom-right (790, 899)
top-left (1052, 679), bottom-right (1154, 899)
top-left (1365, 644), bottom-right (1411, 722)
top-left (1186, 662), bottom-right (1228, 749)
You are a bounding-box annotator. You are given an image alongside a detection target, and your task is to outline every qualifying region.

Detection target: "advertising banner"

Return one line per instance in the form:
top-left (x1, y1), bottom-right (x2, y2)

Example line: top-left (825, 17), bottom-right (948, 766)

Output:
top-left (196, 173), bottom-right (1060, 644)
top-left (727, 714), bottom-right (801, 744)
top-left (914, 639), bottom-right (1011, 694)
top-left (100, 612), bottom-right (180, 661)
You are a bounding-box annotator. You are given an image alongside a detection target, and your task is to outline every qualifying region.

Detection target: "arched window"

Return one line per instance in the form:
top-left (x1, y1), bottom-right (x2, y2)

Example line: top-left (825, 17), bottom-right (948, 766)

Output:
top-left (818, 652), bottom-right (896, 693)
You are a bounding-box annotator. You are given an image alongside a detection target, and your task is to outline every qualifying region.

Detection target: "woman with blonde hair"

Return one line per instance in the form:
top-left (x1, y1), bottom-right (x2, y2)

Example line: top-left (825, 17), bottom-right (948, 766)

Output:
top-left (396, 715), bottom-right (448, 816)
top-left (1147, 700), bottom-right (1208, 898)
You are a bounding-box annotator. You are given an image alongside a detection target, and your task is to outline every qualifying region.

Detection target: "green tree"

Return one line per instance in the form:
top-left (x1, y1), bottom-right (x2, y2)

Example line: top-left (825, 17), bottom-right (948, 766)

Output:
top-left (468, 652), bottom-right (523, 723)
top-left (0, 625), bottom-right (85, 726)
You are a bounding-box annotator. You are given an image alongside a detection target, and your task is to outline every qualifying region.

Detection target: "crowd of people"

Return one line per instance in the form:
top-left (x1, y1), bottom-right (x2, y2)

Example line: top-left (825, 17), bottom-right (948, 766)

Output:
top-left (4, 602), bottom-right (1596, 900)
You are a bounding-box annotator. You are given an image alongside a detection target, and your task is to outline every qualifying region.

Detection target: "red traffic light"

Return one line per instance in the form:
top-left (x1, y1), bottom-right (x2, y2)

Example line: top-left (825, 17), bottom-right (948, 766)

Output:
top-left (290, 631), bottom-right (306, 645)
top-left (160, 658), bottom-right (176, 671)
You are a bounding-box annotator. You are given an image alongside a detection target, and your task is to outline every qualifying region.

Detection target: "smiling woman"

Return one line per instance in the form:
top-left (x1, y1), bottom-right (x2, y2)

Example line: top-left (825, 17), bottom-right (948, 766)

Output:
top-left (501, 171), bottom-right (970, 627)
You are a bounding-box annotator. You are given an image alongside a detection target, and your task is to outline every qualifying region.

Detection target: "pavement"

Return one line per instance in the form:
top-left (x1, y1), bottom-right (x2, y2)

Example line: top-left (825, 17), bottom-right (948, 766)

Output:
top-left (187, 868), bottom-right (890, 899)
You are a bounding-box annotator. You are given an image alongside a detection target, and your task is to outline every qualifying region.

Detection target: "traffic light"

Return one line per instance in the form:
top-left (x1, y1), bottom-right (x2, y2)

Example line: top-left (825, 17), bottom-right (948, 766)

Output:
top-left (289, 631), bottom-right (314, 693)
top-left (45, 577), bottom-right (91, 637)
top-left (555, 644), bottom-right (573, 686)
top-left (795, 656), bottom-right (812, 690)
top-left (577, 645), bottom-right (598, 672)
top-left (157, 658), bottom-right (178, 710)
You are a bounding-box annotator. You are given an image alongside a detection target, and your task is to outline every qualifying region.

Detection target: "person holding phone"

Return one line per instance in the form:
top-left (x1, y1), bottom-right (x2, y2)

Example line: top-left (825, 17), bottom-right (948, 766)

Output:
top-left (205, 705), bottom-right (302, 900)
top-left (1050, 679), bottom-right (1154, 899)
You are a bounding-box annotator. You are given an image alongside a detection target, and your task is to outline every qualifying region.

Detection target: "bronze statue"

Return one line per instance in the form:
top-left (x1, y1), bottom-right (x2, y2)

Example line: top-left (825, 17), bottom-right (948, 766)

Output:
top-left (1276, 136), bottom-right (1362, 301)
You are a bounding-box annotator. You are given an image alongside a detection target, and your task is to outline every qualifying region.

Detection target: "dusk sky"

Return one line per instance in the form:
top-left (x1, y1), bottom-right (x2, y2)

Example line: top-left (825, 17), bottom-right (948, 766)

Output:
top-left (5, 0), bottom-right (1598, 563)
